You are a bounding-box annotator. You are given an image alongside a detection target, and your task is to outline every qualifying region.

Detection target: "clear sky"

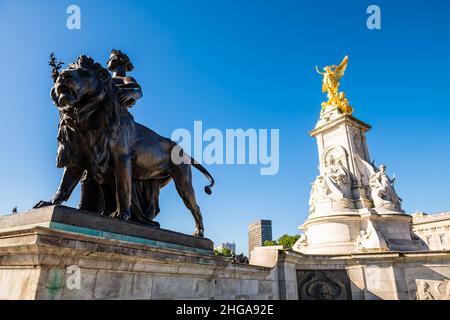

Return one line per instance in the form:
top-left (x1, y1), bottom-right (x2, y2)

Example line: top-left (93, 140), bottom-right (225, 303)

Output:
top-left (0, 0), bottom-right (449, 255)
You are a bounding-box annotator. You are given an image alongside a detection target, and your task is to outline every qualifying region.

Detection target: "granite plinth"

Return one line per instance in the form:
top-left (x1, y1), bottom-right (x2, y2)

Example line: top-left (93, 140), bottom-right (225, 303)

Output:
top-left (0, 225), bottom-right (277, 299)
top-left (0, 205), bottom-right (213, 254)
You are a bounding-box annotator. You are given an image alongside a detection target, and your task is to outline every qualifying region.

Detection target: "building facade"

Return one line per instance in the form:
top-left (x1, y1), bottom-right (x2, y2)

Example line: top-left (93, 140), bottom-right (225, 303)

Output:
top-left (248, 220), bottom-right (272, 256)
top-left (412, 211), bottom-right (450, 250)
top-left (214, 242), bottom-right (236, 254)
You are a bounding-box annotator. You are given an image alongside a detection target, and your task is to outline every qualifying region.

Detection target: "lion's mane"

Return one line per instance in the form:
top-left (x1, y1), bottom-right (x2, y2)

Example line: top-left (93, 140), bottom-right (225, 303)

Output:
top-left (54, 55), bottom-right (128, 183)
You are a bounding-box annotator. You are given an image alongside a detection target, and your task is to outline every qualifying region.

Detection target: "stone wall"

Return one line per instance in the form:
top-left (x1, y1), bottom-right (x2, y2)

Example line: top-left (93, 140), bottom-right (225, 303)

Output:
top-left (0, 227), bottom-right (279, 300)
top-left (2, 225), bottom-right (450, 300)
top-left (250, 247), bottom-right (450, 300)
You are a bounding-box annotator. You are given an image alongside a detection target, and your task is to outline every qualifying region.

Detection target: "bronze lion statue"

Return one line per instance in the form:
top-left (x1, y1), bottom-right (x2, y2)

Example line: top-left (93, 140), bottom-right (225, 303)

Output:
top-left (35, 55), bottom-right (214, 237)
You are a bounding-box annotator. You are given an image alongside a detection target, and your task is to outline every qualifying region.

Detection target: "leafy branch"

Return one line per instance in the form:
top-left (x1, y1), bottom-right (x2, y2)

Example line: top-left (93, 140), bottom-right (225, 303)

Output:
top-left (49, 53), bottom-right (64, 82)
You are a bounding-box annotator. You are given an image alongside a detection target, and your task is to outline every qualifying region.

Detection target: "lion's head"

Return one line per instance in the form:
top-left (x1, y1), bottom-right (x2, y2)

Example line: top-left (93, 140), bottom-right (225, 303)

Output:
top-left (52, 55), bottom-right (122, 173)
top-left (51, 55), bottom-right (112, 111)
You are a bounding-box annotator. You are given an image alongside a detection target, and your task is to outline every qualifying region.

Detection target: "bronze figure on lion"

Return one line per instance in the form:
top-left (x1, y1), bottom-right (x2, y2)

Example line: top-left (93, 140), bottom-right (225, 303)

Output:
top-left (34, 51), bottom-right (214, 237)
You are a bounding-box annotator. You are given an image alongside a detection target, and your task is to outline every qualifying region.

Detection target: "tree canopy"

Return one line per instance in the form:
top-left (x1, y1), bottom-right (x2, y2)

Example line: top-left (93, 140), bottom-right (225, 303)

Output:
top-left (263, 234), bottom-right (300, 249)
top-left (214, 247), bottom-right (233, 257)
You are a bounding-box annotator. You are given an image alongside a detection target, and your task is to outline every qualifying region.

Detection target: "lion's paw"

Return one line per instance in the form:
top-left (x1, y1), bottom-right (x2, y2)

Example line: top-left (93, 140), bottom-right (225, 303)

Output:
top-left (109, 210), bottom-right (131, 221)
top-left (109, 211), bottom-right (122, 219)
top-left (193, 228), bottom-right (204, 238)
top-left (33, 200), bottom-right (53, 209)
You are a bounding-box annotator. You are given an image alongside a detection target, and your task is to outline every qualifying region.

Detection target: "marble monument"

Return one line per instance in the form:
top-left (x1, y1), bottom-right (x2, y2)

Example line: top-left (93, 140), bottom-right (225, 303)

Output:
top-left (246, 56), bottom-right (450, 301)
top-left (294, 56), bottom-right (426, 254)
top-left (2, 53), bottom-right (450, 301)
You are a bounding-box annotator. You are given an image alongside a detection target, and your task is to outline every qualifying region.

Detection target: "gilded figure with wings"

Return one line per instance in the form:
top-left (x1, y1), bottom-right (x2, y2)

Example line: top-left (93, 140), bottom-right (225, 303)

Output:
top-left (316, 55), bottom-right (352, 117)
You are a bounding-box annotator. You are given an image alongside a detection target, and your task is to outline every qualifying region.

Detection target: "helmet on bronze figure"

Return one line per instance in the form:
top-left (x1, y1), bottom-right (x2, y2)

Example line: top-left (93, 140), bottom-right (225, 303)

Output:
top-left (107, 49), bottom-right (134, 72)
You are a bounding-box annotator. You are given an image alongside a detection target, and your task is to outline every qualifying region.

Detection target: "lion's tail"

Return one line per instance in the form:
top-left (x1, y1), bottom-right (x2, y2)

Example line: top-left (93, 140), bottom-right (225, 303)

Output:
top-left (191, 159), bottom-right (215, 195)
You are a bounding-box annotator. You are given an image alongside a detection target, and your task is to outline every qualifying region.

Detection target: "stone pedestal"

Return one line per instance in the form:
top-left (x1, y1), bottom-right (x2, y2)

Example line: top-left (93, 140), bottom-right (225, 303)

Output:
top-left (0, 205), bottom-right (213, 254)
top-left (1, 207), bottom-right (447, 300)
top-left (311, 112), bottom-right (373, 212)
top-left (0, 206), bottom-right (279, 300)
top-left (297, 110), bottom-right (424, 254)
top-left (250, 247), bottom-right (450, 300)
top-left (299, 212), bottom-right (425, 254)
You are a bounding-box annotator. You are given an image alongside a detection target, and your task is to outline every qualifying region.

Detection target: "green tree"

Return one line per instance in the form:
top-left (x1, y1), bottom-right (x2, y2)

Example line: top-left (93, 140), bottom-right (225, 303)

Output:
top-left (263, 234), bottom-right (300, 249)
top-left (277, 234), bottom-right (300, 249)
top-left (214, 247), bottom-right (233, 257)
top-left (263, 240), bottom-right (278, 246)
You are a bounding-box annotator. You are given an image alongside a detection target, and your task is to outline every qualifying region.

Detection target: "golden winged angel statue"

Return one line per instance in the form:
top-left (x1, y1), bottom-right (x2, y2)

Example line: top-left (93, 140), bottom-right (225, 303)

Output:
top-left (316, 55), bottom-right (352, 117)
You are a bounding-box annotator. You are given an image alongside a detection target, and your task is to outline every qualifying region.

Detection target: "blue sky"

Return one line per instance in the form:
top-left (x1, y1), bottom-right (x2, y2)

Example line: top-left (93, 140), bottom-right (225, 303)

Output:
top-left (0, 0), bottom-right (449, 254)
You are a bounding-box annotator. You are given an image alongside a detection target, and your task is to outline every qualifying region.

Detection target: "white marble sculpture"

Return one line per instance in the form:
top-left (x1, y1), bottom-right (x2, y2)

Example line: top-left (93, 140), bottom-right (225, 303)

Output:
top-left (416, 279), bottom-right (450, 300)
top-left (300, 56), bottom-right (423, 255)
top-left (309, 155), bottom-right (352, 214)
top-left (293, 234), bottom-right (308, 252)
top-left (369, 165), bottom-right (402, 209)
top-left (354, 154), bottom-right (402, 211)
top-left (324, 156), bottom-right (351, 199)
top-left (355, 221), bottom-right (388, 252)
top-left (308, 176), bottom-right (323, 214)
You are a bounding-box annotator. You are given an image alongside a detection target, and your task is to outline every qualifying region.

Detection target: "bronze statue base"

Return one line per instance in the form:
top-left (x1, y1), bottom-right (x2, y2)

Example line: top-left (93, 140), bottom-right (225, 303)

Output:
top-left (0, 205), bottom-right (213, 253)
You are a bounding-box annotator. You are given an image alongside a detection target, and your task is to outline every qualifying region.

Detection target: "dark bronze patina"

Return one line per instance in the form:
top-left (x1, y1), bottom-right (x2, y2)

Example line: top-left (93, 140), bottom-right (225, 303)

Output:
top-left (107, 49), bottom-right (143, 108)
top-left (34, 52), bottom-right (214, 237)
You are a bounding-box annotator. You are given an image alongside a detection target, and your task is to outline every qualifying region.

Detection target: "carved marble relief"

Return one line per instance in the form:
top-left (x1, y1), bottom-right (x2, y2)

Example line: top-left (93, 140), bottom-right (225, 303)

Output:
top-left (297, 269), bottom-right (352, 300)
top-left (415, 279), bottom-right (450, 300)
top-left (309, 145), bottom-right (353, 214)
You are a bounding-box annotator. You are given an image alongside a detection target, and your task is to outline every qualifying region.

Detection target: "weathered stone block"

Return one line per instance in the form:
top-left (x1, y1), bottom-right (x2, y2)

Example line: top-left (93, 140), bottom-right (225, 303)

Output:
top-left (0, 206), bottom-right (213, 254)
